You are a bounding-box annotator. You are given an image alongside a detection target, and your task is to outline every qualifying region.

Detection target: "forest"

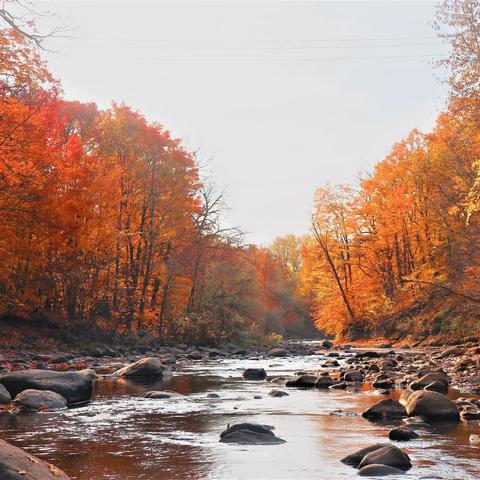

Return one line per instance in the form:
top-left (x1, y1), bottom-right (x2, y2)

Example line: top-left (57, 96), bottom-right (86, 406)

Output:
top-left (0, 21), bottom-right (312, 346)
top-left (1, 0), bottom-right (479, 346)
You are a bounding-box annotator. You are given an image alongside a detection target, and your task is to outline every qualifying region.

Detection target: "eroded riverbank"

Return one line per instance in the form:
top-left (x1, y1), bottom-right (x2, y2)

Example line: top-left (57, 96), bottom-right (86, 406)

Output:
top-left (1, 343), bottom-right (480, 479)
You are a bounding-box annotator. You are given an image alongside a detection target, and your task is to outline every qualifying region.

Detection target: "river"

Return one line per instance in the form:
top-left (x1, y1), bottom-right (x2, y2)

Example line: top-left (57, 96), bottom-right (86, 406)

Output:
top-left (0, 349), bottom-right (479, 479)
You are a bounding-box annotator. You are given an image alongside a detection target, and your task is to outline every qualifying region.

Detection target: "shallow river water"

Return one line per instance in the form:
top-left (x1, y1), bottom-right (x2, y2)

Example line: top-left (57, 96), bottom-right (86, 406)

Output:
top-left (1, 351), bottom-right (480, 479)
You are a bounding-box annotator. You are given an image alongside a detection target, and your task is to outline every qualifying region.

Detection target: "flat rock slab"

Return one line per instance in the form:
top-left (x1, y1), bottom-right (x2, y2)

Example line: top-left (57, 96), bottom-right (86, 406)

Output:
top-left (0, 369), bottom-right (96, 405)
top-left (0, 439), bottom-right (70, 479)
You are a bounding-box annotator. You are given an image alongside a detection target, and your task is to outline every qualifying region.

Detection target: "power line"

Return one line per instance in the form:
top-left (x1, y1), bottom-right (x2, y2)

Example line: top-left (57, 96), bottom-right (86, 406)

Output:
top-left (101, 53), bottom-right (445, 62)
top-left (70, 35), bottom-right (443, 44)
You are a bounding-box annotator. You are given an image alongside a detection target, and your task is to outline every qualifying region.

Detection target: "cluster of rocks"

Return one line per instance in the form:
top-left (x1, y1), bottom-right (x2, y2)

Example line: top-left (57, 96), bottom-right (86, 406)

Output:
top-left (342, 443), bottom-right (412, 476)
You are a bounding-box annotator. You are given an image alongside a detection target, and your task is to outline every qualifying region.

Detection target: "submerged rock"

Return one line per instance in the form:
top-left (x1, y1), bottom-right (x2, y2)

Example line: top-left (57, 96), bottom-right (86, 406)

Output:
top-left (142, 390), bottom-right (183, 399)
top-left (207, 393), bottom-right (221, 399)
top-left (243, 368), bottom-right (267, 380)
top-left (14, 389), bottom-right (67, 411)
top-left (0, 368), bottom-right (96, 405)
top-left (362, 399), bottom-right (407, 419)
top-left (388, 427), bottom-right (419, 441)
top-left (358, 464), bottom-right (406, 476)
top-left (219, 422), bottom-right (286, 444)
top-left (269, 389), bottom-right (289, 397)
top-left (114, 357), bottom-right (166, 379)
top-left (220, 422), bottom-right (275, 438)
top-left (0, 438), bottom-right (70, 479)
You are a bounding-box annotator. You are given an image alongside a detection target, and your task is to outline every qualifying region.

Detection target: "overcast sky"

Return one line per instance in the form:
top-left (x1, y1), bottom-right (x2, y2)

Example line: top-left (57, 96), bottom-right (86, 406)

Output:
top-left (37, 1), bottom-right (449, 245)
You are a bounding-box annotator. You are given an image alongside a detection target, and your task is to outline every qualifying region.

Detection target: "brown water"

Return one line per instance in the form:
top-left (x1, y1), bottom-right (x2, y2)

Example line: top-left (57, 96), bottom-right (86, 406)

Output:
top-left (1, 353), bottom-right (480, 479)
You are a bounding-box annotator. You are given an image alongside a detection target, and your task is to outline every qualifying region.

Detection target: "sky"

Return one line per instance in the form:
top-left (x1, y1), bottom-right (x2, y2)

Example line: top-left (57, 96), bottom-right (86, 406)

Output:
top-left (34, 0), bottom-right (449, 245)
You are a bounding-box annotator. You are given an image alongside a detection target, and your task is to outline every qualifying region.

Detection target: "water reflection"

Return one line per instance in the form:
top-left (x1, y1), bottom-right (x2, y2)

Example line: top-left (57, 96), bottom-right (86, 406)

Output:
top-left (0, 355), bottom-right (479, 479)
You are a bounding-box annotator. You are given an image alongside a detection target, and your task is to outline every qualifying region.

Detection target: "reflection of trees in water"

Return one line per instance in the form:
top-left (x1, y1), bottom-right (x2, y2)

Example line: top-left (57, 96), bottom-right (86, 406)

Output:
top-left (95, 374), bottom-right (221, 398)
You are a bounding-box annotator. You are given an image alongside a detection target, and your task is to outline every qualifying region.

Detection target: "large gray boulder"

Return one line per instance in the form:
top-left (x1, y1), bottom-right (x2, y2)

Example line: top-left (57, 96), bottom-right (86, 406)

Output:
top-left (341, 444), bottom-right (390, 467)
top-left (358, 445), bottom-right (412, 471)
top-left (114, 357), bottom-right (165, 379)
top-left (410, 372), bottom-right (449, 392)
top-left (14, 389), bottom-right (67, 411)
top-left (404, 390), bottom-right (459, 419)
top-left (0, 438), bottom-right (70, 479)
top-left (0, 369), bottom-right (96, 405)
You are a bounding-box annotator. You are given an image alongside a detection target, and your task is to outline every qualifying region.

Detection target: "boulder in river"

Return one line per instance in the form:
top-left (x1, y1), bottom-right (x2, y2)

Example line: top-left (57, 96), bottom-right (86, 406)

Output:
top-left (13, 389), bottom-right (67, 411)
top-left (269, 389), bottom-right (289, 397)
top-left (316, 376), bottom-right (337, 389)
top-left (285, 375), bottom-right (317, 388)
top-left (362, 399), bottom-right (407, 419)
top-left (219, 422), bottom-right (286, 444)
top-left (358, 464), bottom-right (406, 476)
top-left (372, 376), bottom-right (394, 389)
top-left (142, 390), bottom-right (183, 399)
top-left (187, 351), bottom-right (204, 360)
top-left (424, 380), bottom-right (448, 393)
top-left (388, 427), bottom-right (419, 441)
top-left (0, 368), bottom-right (96, 405)
top-left (356, 351), bottom-right (381, 359)
top-left (0, 384), bottom-right (11, 404)
top-left (321, 340), bottom-right (334, 349)
top-left (114, 357), bottom-right (166, 379)
top-left (344, 370), bottom-right (363, 382)
top-left (267, 347), bottom-right (290, 357)
top-left (404, 390), bottom-right (459, 420)
top-left (341, 444), bottom-right (391, 467)
top-left (460, 405), bottom-right (480, 420)
top-left (438, 347), bottom-right (466, 358)
top-left (243, 368), bottom-right (267, 380)
top-left (410, 372), bottom-right (449, 392)
top-left (358, 444), bottom-right (412, 471)
top-left (0, 438), bottom-right (70, 479)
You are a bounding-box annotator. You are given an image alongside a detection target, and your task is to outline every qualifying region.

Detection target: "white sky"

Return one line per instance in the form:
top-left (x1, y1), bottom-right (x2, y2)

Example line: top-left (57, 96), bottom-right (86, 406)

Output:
top-left (34, 0), bottom-right (449, 245)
